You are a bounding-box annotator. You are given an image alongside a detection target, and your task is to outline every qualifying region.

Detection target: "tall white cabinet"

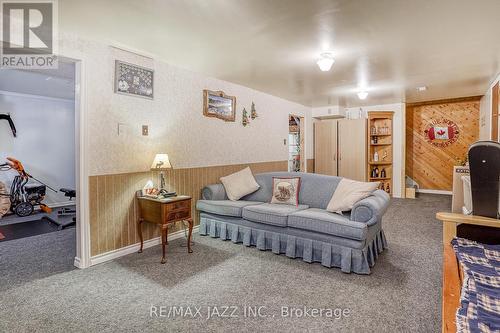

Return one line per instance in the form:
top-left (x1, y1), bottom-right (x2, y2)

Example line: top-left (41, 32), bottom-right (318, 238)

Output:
top-left (314, 118), bottom-right (367, 181)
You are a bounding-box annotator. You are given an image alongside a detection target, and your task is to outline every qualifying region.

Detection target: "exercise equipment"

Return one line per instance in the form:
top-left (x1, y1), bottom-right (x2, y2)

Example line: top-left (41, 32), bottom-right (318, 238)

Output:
top-left (0, 113), bottom-right (17, 137)
top-left (0, 157), bottom-right (56, 217)
top-left (58, 188), bottom-right (76, 216)
top-left (44, 187), bottom-right (77, 230)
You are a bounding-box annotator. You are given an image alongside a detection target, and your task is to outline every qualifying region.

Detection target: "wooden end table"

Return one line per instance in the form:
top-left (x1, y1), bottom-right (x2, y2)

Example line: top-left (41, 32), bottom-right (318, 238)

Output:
top-left (137, 195), bottom-right (193, 264)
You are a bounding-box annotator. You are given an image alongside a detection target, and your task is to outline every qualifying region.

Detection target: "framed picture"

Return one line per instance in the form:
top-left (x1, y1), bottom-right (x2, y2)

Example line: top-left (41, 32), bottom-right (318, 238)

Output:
top-left (203, 90), bottom-right (236, 122)
top-left (114, 60), bottom-right (154, 99)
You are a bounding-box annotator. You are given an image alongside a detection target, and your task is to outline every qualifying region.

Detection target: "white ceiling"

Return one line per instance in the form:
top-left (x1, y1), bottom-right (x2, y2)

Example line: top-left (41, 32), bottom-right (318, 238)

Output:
top-left (58, 0), bottom-right (500, 106)
top-left (0, 60), bottom-right (75, 100)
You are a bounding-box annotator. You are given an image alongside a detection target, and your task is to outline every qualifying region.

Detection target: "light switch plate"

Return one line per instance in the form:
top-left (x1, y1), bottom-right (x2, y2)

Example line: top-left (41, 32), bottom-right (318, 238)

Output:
top-left (117, 123), bottom-right (128, 136)
top-left (142, 125), bottom-right (149, 136)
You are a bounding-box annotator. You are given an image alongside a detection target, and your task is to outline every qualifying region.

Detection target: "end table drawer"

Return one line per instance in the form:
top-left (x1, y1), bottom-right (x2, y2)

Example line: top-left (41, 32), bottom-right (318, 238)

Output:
top-left (169, 200), bottom-right (190, 211)
top-left (167, 209), bottom-right (190, 221)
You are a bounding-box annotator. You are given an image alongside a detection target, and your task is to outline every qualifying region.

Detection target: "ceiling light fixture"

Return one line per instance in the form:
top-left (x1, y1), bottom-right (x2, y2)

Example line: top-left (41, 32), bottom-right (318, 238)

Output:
top-left (357, 91), bottom-right (368, 100)
top-left (417, 86), bottom-right (427, 91)
top-left (316, 52), bottom-right (335, 72)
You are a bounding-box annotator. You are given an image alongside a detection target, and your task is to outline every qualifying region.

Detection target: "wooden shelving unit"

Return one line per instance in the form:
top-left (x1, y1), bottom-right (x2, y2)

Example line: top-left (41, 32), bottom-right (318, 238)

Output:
top-left (367, 111), bottom-right (394, 196)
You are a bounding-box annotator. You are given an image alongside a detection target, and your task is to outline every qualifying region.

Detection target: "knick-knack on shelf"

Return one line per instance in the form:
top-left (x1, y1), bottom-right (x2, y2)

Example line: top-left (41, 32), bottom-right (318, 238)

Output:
top-left (250, 102), bottom-right (258, 119)
top-left (385, 183), bottom-right (391, 193)
top-left (242, 108), bottom-right (249, 126)
top-left (382, 150), bottom-right (388, 161)
top-left (381, 168), bottom-right (386, 178)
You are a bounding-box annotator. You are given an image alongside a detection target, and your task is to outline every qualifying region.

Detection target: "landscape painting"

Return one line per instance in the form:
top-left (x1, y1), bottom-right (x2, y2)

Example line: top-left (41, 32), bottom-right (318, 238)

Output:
top-left (203, 90), bottom-right (236, 122)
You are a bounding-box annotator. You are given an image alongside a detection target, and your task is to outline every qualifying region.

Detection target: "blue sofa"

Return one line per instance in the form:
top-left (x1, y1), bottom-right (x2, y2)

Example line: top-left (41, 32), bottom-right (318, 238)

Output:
top-left (196, 172), bottom-right (390, 274)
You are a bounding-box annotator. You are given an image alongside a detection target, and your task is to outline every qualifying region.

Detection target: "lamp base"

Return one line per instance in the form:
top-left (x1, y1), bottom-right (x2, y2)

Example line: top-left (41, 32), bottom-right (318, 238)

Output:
top-left (160, 171), bottom-right (166, 190)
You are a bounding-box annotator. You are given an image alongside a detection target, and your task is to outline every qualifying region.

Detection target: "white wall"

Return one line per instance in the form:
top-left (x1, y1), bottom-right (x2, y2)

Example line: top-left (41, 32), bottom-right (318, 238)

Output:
top-left (0, 93), bottom-right (76, 205)
top-left (58, 34), bottom-right (312, 176)
top-left (311, 105), bottom-right (343, 118)
top-left (344, 103), bottom-right (406, 198)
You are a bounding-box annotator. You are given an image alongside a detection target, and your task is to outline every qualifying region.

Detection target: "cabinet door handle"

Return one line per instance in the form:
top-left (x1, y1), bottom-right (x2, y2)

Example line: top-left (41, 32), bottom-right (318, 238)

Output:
top-left (333, 152), bottom-right (336, 161)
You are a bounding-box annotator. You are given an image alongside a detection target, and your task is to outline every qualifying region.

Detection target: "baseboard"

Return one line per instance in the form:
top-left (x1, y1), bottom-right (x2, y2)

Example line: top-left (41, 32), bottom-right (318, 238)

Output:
top-left (90, 226), bottom-right (199, 266)
top-left (417, 189), bottom-right (452, 195)
top-left (73, 256), bottom-right (82, 268)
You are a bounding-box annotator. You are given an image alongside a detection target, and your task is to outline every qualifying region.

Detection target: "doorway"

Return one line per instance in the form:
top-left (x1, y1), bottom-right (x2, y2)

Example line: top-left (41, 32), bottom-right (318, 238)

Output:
top-left (288, 115), bottom-right (304, 172)
top-left (0, 58), bottom-right (79, 282)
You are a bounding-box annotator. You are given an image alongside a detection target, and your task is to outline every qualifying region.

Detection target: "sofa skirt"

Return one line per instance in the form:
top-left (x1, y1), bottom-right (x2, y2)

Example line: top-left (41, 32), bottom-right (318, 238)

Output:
top-left (199, 216), bottom-right (387, 274)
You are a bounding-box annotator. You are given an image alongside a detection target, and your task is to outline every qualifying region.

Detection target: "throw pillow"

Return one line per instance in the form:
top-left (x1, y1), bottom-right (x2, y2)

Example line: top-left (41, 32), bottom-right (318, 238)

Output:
top-left (220, 167), bottom-right (260, 201)
top-left (270, 177), bottom-right (301, 206)
top-left (327, 179), bottom-right (379, 213)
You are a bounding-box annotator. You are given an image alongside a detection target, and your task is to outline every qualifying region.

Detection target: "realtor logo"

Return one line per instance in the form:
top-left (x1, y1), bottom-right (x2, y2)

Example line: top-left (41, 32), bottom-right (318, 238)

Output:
top-left (1, 0), bottom-right (58, 68)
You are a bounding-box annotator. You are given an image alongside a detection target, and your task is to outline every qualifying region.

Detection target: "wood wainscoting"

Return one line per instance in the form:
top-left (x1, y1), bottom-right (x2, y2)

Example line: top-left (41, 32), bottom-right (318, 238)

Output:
top-left (307, 159), bottom-right (314, 173)
top-left (88, 160), bottom-right (287, 256)
top-left (406, 97), bottom-right (480, 191)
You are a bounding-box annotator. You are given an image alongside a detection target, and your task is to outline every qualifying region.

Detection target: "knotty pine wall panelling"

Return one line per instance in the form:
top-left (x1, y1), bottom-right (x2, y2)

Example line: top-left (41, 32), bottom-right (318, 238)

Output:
top-left (405, 97), bottom-right (480, 191)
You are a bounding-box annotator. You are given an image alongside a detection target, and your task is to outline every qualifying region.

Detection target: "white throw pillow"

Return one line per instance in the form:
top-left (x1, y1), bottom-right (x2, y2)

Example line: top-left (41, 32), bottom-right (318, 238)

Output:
top-left (327, 179), bottom-right (379, 213)
top-left (220, 167), bottom-right (260, 201)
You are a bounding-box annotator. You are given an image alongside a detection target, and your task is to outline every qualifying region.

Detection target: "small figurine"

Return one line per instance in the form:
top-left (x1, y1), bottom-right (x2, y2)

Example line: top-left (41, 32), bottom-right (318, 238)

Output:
top-left (242, 108), bottom-right (249, 126)
top-left (250, 102), bottom-right (258, 119)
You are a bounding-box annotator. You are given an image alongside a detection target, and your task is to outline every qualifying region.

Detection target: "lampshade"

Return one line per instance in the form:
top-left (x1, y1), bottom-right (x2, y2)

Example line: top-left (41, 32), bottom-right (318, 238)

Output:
top-left (150, 153), bottom-right (172, 170)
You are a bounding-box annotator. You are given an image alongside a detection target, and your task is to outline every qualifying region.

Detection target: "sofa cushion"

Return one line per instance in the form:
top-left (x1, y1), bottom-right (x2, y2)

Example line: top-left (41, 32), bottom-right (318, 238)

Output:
top-left (288, 208), bottom-right (368, 241)
top-left (242, 203), bottom-right (309, 227)
top-left (242, 172), bottom-right (342, 209)
top-left (196, 200), bottom-right (263, 217)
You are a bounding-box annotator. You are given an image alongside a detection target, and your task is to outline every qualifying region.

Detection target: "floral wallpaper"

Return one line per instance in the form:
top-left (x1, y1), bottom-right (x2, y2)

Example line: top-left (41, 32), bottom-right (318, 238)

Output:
top-left (59, 33), bottom-right (312, 176)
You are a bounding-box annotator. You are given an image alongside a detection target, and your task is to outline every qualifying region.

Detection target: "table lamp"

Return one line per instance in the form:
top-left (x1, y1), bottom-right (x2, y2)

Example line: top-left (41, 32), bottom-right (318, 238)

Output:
top-left (151, 153), bottom-right (172, 190)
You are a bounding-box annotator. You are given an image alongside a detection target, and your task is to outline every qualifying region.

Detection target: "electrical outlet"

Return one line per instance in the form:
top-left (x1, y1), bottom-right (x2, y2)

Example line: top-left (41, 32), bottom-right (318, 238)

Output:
top-left (142, 125), bottom-right (149, 136)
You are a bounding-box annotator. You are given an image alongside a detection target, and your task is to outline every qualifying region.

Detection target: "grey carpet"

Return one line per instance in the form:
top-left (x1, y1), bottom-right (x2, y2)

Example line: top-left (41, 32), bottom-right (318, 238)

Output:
top-left (0, 228), bottom-right (76, 290)
top-left (0, 194), bottom-right (450, 332)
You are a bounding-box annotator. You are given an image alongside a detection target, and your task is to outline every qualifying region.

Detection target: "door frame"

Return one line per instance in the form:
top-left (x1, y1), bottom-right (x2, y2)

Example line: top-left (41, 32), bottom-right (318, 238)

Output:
top-left (58, 53), bottom-right (90, 269)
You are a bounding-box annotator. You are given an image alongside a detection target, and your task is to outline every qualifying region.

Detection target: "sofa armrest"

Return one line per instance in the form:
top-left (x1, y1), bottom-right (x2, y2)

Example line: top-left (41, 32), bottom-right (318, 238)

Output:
top-left (201, 184), bottom-right (228, 200)
top-left (350, 190), bottom-right (390, 226)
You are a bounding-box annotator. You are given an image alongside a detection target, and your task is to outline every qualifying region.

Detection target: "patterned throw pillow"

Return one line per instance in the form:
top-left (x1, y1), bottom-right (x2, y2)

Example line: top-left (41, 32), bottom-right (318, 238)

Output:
top-left (270, 177), bottom-right (301, 206)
